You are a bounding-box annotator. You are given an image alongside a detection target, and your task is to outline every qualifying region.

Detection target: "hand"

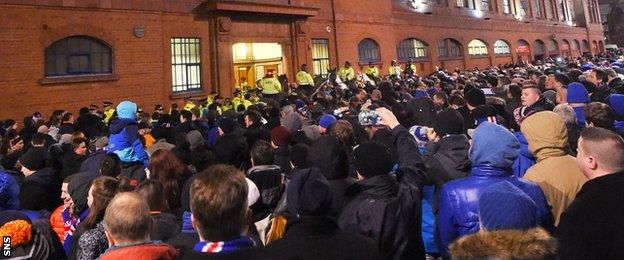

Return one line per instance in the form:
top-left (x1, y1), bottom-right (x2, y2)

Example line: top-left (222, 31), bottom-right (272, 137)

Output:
top-left (375, 107), bottom-right (400, 130)
top-left (426, 128), bottom-right (440, 143)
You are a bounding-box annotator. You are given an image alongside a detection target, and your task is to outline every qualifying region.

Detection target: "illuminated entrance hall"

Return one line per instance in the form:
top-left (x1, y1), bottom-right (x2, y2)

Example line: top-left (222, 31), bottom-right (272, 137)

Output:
top-left (232, 43), bottom-right (284, 90)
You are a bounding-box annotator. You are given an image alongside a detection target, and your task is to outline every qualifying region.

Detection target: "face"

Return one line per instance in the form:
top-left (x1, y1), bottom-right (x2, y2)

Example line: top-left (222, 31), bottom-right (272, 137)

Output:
top-left (521, 88), bottom-right (540, 107)
top-left (75, 142), bottom-right (87, 156)
top-left (11, 139), bottom-right (24, 152)
top-left (545, 75), bottom-right (556, 89)
top-left (588, 71), bottom-right (601, 85)
top-left (356, 91), bottom-right (367, 101)
top-left (87, 185), bottom-right (94, 208)
top-left (433, 96), bottom-right (445, 106)
top-left (244, 115), bottom-right (253, 128)
top-left (61, 183), bottom-right (73, 209)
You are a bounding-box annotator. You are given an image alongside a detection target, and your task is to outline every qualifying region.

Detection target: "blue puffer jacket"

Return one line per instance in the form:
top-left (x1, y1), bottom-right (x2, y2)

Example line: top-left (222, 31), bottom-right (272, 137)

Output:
top-left (437, 123), bottom-right (553, 255)
top-left (512, 131), bottom-right (535, 178)
top-left (107, 118), bottom-right (149, 167)
top-left (0, 170), bottom-right (19, 210)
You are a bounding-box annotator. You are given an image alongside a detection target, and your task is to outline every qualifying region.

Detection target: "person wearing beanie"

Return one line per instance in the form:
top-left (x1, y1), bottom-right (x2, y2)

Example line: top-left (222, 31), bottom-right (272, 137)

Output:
top-left (609, 94), bottom-right (624, 135)
top-left (79, 136), bottom-right (109, 173)
top-left (339, 107), bottom-right (426, 260)
top-left (464, 87), bottom-right (486, 110)
top-left (265, 167), bottom-right (382, 260)
top-left (318, 114), bottom-right (337, 135)
top-left (270, 126), bottom-right (293, 175)
top-left (521, 111), bottom-right (587, 226)
top-left (213, 117), bottom-right (247, 168)
top-left (19, 147), bottom-right (59, 212)
top-left (0, 210), bottom-right (63, 259)
top-left (438, 122), bottom-right (553, 255)
top-left (107, 101), bottom-right (149, 167)
top-left (567, 82), bottom-right (590, 125)
top-left (449, 181), bottom-right (556, 259)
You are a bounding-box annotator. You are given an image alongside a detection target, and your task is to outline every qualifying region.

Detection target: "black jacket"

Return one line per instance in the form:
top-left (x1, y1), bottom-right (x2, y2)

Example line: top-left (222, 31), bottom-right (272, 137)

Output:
top-left (338, 125), bottom-right (426, 260)
top-left (556, 172), bottom-right (624, 260)
top-left (151, 212), bottom-right (181, 241)
top-left (79, 150), bottom-right (107, 173)
top-left (244, 123), bottom-right (271, 149)
top-left (75, 114), bottom-right (105, 139)
top-left (20, 167), bottom-right (60, 211)
top-left (327, 177), bottom-right (357, 218)
top-left (423, 134), bottom-right (471, 186)
top-left (265, 216), bottom-right (382, 260)
top-left (247, 165), bottom-right (283, 222)
top-left (60, 152), bottom-right (86, 180)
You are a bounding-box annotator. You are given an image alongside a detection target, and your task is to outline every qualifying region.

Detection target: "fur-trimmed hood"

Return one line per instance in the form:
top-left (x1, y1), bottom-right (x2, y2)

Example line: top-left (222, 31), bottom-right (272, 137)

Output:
top-left (450, 227), bottom-right (557, 259)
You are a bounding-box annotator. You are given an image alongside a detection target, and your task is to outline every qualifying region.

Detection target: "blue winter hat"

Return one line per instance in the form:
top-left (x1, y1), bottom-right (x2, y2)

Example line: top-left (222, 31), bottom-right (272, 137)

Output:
top-left (567, 82), bottom-right (590, 104)
top-left (580, 64), bottom-right (593, 72)
top-left (479, 181), bottom-right (538, 231)
top-left (609, 94), bottom-right (624, 116)
top-left (358, 110), bottom-right (382, 126)
top-left (471, 122), bottom-right (520, 169)
top-left (116, 101), bottom-right (138, 120)
top-left (413, 90), bottom-right (429, 99)
top-left (426, 87), bottom-right (438, 97)
top-left (318, 114), bottom-right (337, 129)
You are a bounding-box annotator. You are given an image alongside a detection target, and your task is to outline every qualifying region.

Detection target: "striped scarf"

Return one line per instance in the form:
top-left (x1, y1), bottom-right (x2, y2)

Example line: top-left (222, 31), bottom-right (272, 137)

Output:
top-left (193, 236), bottom-right (254, 253)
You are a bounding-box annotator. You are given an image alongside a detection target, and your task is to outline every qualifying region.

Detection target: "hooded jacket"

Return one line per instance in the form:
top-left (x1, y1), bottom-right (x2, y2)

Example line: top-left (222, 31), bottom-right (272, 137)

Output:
top-left (449, 228), bottom-right (557, 259)
top-left (0, 170), bottom-right (19, 210)
top-left (423, 134), bottom-right (471, 187)
top-left (338, 125), bottom-right (426, 260)
top-left (521, 111), bottom-right (588, 226)
top-left (438, 123), bottom-right (553, 254)
top-left (107, 118), bottom-right (149, 167)
top-left (511, 131), bottom-right (535, 178)
top-left (100, 241), bottom-right (178, 260)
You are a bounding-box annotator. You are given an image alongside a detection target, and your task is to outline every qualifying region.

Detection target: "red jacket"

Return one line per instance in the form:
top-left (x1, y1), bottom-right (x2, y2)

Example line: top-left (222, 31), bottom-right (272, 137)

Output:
top-left (99, 242), bottom-right (178, 260)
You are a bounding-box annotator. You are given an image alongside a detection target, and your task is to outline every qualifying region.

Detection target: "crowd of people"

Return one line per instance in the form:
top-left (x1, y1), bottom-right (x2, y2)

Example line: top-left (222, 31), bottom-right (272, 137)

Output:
top-left (1, 52), bottom-right (624, 260)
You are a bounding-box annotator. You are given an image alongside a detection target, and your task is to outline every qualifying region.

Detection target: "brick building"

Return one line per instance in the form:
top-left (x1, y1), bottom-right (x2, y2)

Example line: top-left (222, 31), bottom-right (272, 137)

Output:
top-left (0, 0), bottom-right (604, 119)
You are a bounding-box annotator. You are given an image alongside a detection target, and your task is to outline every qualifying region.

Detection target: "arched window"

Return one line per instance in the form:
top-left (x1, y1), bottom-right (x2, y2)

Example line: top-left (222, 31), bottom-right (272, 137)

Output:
top-left (571, 40), bottom-right (580, 50)
top-left (561, 40), bottom-right (570, 51)
top-left (517, 39), bottom-right (531, 54)
top-left (582, 40), bottom-right (590, 52)
top-left (468, 39), bottom-right (488, 56)
top-left (358, 38), bottom-right (381, 62)
top-left (493, 40), bottom-right (511, 54)
top-left (548, 40), bottom-right (558, 53)
top-left (397, 38), bottom-right (428, 60)
top-left (438, 38), bottom-right (463, 58)
top-left (533, 40), bottom-right (545, 55)
top-left (44, 36), bottom-right (112, 77)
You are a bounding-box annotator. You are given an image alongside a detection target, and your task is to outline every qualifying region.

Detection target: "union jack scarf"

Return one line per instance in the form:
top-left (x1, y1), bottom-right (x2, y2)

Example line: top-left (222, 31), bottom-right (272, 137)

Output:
top-left (193, 236), bottom-right (255, 253)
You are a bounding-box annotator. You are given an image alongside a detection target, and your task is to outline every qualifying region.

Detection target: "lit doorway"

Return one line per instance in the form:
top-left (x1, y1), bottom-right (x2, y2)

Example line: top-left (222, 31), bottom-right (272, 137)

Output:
top-left (232, 43), bottom-right (283, 90)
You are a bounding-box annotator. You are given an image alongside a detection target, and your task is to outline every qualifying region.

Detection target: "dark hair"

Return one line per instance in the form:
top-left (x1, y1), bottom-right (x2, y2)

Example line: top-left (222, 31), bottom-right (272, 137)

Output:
top-left (72, 137), bottom-right (86, 151)
top-left (101, 154), bottom-right (121, 177)
top-left (148, 149), bottom-right (186, 210)
top-left (180, 110), bottom-right (193, 122)
top-left (251, 140), bottom-right (274, 166)
top-left (81, 176), bottom-right (119, 231)
top-left (61, 112), bottom-right (73, 122)
top-left (497, 76), bottom-right (511, 86)
top-left (508, 83), bottom-right (523, 99)
top-left (290, 143), bottom-right (310, 170)
top-left (135, 179), bottom-right (167, 211)
top-left (449, 94), bottom-right (465, 107)
top-left (244, 110), bottom-right (262, 125)
top-left (190, 108), bottom-right (201, 119)
top-left (79, 107), bottom-right (90, 115)
top-left (307, 136), bottom-right (349, 180)
top-left (554, 73), bottom-right (570, 86)
top-left (584, 102), bottom-right (615, 129)
top-left (593, 68), bottom-right (609, 83)
top-left (190, 165), bottom-right (248, 241)
top-left (30, 133), bottom-right (46, 146)
top-left (330, 120), bottom-right (355, 148)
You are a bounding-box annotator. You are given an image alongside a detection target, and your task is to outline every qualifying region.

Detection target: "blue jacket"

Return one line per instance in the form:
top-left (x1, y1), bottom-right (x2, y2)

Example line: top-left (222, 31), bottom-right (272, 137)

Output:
top-left (512, 132), bottom-right (535, 178)
top-left (0, 171), bottom-right (19, 210)
top-left (437, 164), bottom-right (553, 254)
top-left (107, 118), bottom-right (148, 167)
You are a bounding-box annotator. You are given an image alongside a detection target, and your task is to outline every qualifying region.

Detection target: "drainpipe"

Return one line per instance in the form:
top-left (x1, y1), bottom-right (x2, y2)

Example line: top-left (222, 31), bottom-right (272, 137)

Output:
top-left (331, 0), bottom-right (339, 67)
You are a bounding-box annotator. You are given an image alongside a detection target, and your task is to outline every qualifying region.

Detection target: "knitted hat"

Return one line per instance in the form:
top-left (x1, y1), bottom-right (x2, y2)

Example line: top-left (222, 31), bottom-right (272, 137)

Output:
top-left (580, 64), bottom-right (593, 72)
top-left (358, 110), bottom-right (382, 126)
top-left (479, 181), bottom-right (538, 231)
top-left (542, 90), bottom-right (557, 103)
top-left (286, 168), bottom-right (332, 217)
top-left (0, 210), bottom-right (32, 247)
top-left (409, 125), bottom-right (429, 146)
top-left (281, 113), bottom-right (302, 133)
top-left (319, 114), bottom-right (337, 129)
top-left (609, 94), bottom-right (624, 116)
top-left (353, 142), bottom-right (393, 178)
top-left (116, 101), bottom-right (138, 120)
top-left (433, 108), bottom-right (465, 136)
top-left (186, 130), bottom-right (206, 151)
top-left (20, 148), bottom-right (46, 171)
top-left (270, 126), bottom-right (293, 147)
top-left (217, 117), bottom-right (236, 134)
top-left (465, 88), bottom-right (486, 107)
top-left (567, 82), bottom-right (590, 104)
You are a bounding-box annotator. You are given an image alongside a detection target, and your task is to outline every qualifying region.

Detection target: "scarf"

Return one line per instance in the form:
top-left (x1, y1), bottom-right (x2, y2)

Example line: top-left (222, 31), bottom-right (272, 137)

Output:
top-left (62, 208), bottom-right (89, 254)
top-left (193, 236), bottom-right (255, 253)
top-left (182, 211), bottom-right (196, 234)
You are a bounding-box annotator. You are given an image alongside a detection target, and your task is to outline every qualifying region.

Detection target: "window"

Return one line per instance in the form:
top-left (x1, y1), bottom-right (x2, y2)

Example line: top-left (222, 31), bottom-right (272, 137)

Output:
top-left (311, 39), bottom-right (330, 78)
top-left (358, 38), bottom-right (381, 63)
top-left (566, 0), bottom-right (574, 21)
top-left (518, 0), bottom-right (527, 16)
top-left (438, 38), bottom-right (463, 58)
top-left (532, 0), bottom-right (543, 18)
top-left (503, 0), bottom-right (511, 13)
top-left (494, 40), bottom-right (511, 54)
top-left (44, 36), bottom-right (112, 77)
top-left (457, 0), bottom-right (467, 8)
top-left (397, 38), bottom-right (428, 60)
top-left (557, 0), bottom-right (566, 21)
top-left (480, 0), bottom-right (491, 11)
top-left (548, 40), bottom-right (558, 53)
top-left (468, 39), bottom-right (488, 56)
top-left (171, 38), bottom-right (202, 93)
top-left (545, 0), bottom-right (554, 20)
top-left (571, 40), bottom-right (580, 51)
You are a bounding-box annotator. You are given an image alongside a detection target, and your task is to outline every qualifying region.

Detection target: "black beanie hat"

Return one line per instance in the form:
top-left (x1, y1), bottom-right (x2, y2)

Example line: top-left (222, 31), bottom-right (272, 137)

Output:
top-left (217, 117), bottom-right (236, 134)
top-left (433, 108), bottom-right (465, 136)
top-left (353, 142), bottom-right (393, 178)
top-left (287, 167), bottom-right (332, 217)
top-left (465, 87), bottom-right (486, 107)
top-left (290, 143), bottom-right (310, 170)
top-left (20, 148), bottom-right (46, 171)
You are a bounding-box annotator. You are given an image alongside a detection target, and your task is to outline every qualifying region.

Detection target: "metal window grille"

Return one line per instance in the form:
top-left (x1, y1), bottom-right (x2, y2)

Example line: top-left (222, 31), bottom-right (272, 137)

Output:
top-left (171, 38), bottom-right (202, 93)
top-left (311, 39), bottom-right (330, 78)
top-left (397, 39), bottom-right (428, 60)
top-left (358, 39), bottom-right (381, 62)
top-left (44, 36), bottom-right (112, 77)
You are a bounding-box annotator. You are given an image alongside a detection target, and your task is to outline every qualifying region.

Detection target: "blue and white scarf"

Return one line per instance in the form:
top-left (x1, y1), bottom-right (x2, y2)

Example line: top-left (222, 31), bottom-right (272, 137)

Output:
top-left (193, 236), bottom-right (255, 253)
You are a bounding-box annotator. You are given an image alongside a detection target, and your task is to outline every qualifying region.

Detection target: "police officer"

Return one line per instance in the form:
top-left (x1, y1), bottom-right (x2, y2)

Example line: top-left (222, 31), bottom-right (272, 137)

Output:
top-left (339, 61), bottom-right (355, 82)
top-left (405, 59), bottom-right (417, 77)
top-left (365, 61), bottom-right (379, 79)
top-left (102, 100), bottom-right (115, 124)
top-left (388, 60), bottom-right (402, 79)
top-left (261, 70), bottom-right (282, 100)
top-left (296, 64), bottom-right (315, 96)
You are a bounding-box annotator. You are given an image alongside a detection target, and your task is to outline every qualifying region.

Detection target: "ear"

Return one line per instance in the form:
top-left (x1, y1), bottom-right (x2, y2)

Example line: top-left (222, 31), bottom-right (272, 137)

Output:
top-left (104, 229), bottom-right (116, 248)
top-left (586, 155), bottom-right (599, 171)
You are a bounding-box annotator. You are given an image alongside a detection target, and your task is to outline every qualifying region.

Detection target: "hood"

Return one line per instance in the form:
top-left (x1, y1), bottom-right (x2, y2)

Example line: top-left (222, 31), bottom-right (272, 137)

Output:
top-left (471, 122), bottom-right (519, 169)
top-left (109, 118), bottom-right (137, 134)
top-left (572, 106), bottom-right (586, 125)
top-left (437, 134), bottom-right (471, 171)
top-left (609, 94), bottom-right (624, 117)
top-left (521, 111), bottom-right (568, 161)
top-left (449, 228), bottom-right (556, 259)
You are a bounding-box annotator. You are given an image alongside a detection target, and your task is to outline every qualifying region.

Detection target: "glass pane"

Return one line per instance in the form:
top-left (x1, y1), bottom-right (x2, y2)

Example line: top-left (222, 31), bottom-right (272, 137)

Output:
top-left (44, 54), bottom-right (56, 76)
top-left (55, 54), bottom-right (67, 75)
top-left (68, 55), bottom-right (89, 74)
top-left (91, 53), bottom-right (102, 73)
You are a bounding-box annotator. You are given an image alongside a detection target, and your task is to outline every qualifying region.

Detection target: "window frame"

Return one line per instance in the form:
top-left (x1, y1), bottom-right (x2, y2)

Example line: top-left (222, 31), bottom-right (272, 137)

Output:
top-left (397, 38), bottom-right (429, 61)
top-left (358, 38), bottom-right (381, 63)
top-left (171, 37), bottom-right (203, 93)
top-left (468, 39), bottom-right (489, 56)
top-left (311, 38), bottom-right (331, 78)
top-left (493, 40), bottom-right (511, 55)
top-left (438, 38), bottom-right (463, 59)
top-left (44, 36), bottom-right (113, 77)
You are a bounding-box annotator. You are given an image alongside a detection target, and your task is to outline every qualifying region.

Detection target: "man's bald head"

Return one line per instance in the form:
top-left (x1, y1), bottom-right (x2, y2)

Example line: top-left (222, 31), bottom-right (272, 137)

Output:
top-left (577, 127), bottom-right (624, 179)
top-left (103, 192), bottom-right (152, 245)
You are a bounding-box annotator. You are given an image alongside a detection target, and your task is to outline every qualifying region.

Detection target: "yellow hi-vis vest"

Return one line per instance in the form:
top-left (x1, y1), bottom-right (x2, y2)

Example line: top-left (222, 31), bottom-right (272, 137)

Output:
top-left (365, 66), bottom-right (379, 77)
top-left (261, 77), bottom-right (282, 95)
top-left (296, 70), bottom-right (314, 86)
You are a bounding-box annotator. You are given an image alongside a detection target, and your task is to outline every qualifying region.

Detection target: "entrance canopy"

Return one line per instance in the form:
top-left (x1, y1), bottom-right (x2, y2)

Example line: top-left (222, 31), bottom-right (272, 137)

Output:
top-left (194, 0), bottom-right (320, 17)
